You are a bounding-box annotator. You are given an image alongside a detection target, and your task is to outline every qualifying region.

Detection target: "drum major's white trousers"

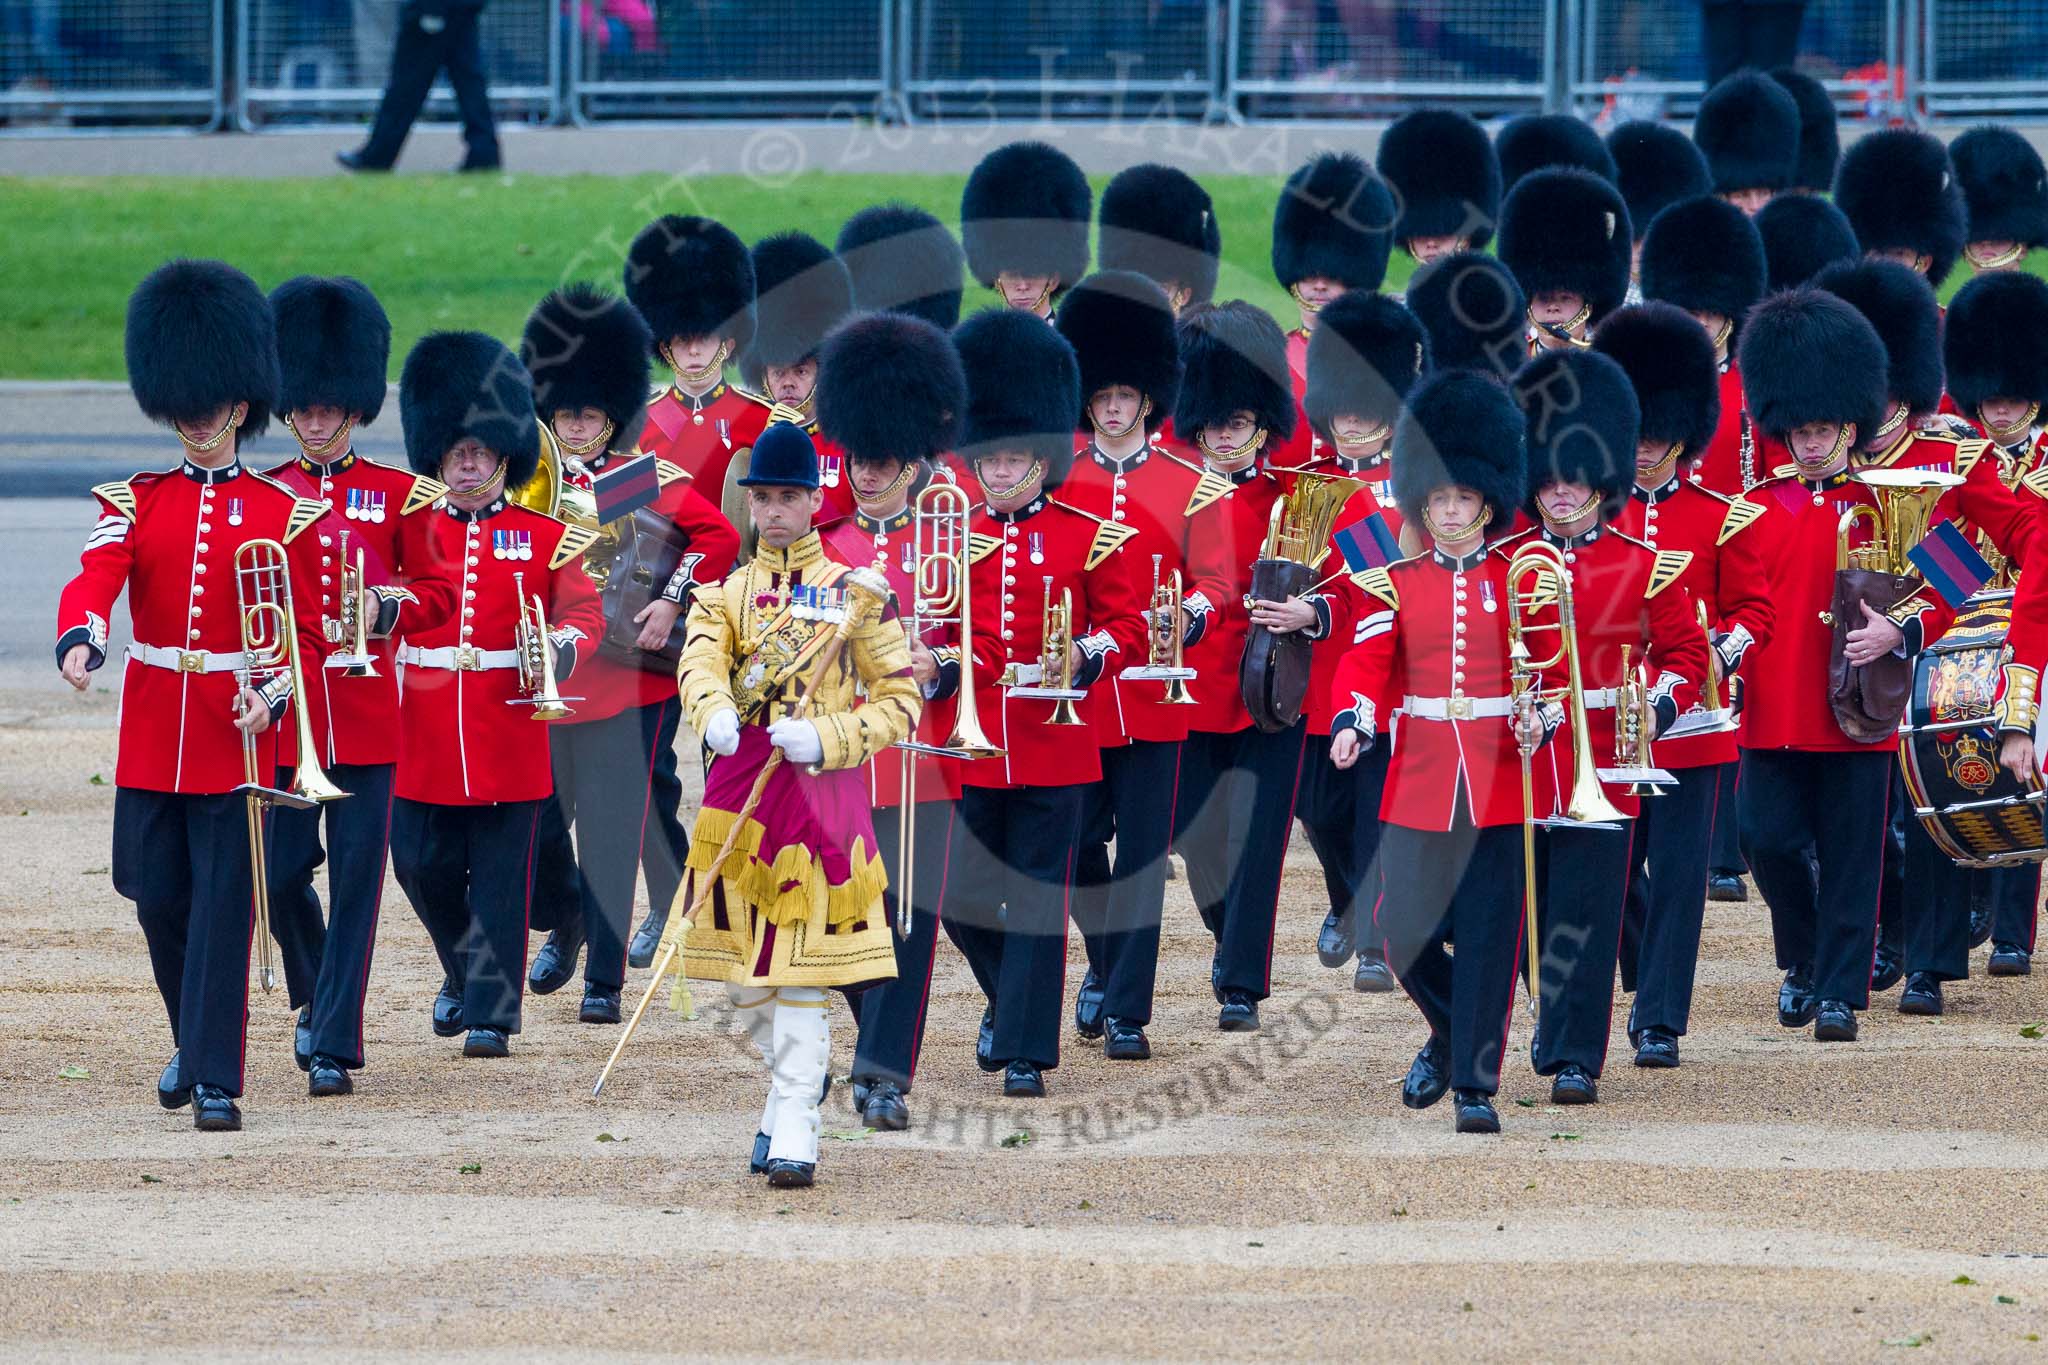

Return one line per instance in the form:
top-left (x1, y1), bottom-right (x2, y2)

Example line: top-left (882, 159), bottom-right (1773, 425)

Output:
top-left (729, 982), bottom-right (829, 1166)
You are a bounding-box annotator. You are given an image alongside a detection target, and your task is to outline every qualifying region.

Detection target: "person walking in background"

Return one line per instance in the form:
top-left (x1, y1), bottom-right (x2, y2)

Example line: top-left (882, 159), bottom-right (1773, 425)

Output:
top-left (339, 0), bottom-right (500, 174)
top-left (1701, 1), bottom-right (1808, 88)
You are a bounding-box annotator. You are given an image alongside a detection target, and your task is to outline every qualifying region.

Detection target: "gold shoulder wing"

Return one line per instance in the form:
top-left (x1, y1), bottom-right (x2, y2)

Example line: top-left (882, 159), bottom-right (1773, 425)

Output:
top-left (285, 497), bottom-right (329, 544)
top-left (1646, 549), bottom-right (1693, 598)
top-left (2021, 464), bottom-right (2048, 502)
top-left (1953, 437), bottom-right (1990, 478)
top-left (1350, 565), bottom-right (1399, 610)
top-left (654, 458), bottom-right (688, 487)
top-left (91, 479), bottom-right (138, 522)
top-left (1183, 466), bottom-right (1236, 517)
top-left (402, 474), bottom-right (449, 515)
top-left (1716, 496), bottom-right (1765, 546)
top-left (550, 524), bottom-right (601, 570)
top-left (1083, 516), bottom-right (1138, 571)
top-left (967, 531), bottom-right (1003, 565)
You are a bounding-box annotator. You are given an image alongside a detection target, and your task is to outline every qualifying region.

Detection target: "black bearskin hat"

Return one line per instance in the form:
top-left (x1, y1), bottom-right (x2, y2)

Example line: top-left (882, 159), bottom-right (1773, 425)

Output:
top-left (400, 331), bottom-right (541, 487)
top-left (1272, 151), bottom-right (1395, 292)
top-left (1496, 114), bottom-right (1616, 194)
top-left (1755, 192), bottom-right (1860, 291)
top-left (1378, 107), bottom-right (1501, 249)
top-left (1406, 250), bottom-right (1526, 379)
top-left (954, 307), bottom-right (1081, 480)
top-left (1497, 167), bottom-right (1633, 325)
top-left (1303, 290), bottom-right (1427, 437)
top-left (1171, 301), bottom-right (1298, 444)
top-left (1640, 195), bottom-right (1768, 336)
top-left (1769, 67), bottom-right (1840, 192)
top-left (271, 275), bottom-right (389, 425)
top-left (836, 202), bottom-right (967, 331)
top-left (1592, 303), bottom-right (1722, 459)
top-left (624, 214), bottom-right (756, 354)
top-left (1834, 128), bottom-right (1968, 286)
top-left (1814, 258), bottom-right (1945, 416)
top-left (1950, 125), bottom-right (2048, 250)
top-left (1694, 69), bottom-right (1800, 194)
top-left (126, 258), bottom-right (279, 438)
top-left (960, 141), bottom-right (1091, 289)
top-left (817, 311), bottom-right (965, 470)
top-left (519, 283), bottom-right (651, 455)
top-left (1736, 288), bottom-right (1890, 441)
top-left (1391, 371), bottom-right (1526, 527)
top-left (1513, 348), bottom-right (1641, 519)
top-left (743, 231), bottom-right (854, 388)
top-left (1607, 121), bottom-right (1711, 243)
top-left (1944, 271), bottom-right (2048, 417)
top-left (1098, 163), bottom-right (1222, 306)
top-left (1054, 270), bottom-right (1182, 425)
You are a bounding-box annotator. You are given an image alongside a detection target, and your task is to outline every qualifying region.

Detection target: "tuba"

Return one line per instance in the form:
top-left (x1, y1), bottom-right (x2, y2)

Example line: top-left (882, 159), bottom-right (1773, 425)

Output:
top-left (1240, 470), bottom-right (1364, 732)
top-left (1123, 553), bottom-right (1199, 704)
top-left (509, 570), bottom-right (579, 720)
top-left (1822, 468), bottom-right (1962, 743)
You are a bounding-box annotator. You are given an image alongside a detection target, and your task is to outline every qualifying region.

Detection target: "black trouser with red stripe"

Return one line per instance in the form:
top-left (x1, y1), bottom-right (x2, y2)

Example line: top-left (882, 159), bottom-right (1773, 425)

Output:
top-left (1375, 815), bottom-right (1524, 1094)
top-left (390, 797), bottom-right (540, 1034)
top-left (113, 788), bottom-right (257, 1097)
top-left (1620, 763), bottom-right (1720, 1037)
top-left (1072, 738), bottom-right (1182, 1027)
top-left (1173, 722), bottom-right (1308, 1001)
top-left (943, 783), bottom-right (1081, 1070)
top-left (849, 799), bottom-right (954, 1091)
top-left (266, 761), bottom-right (396, 1068)
top-left (1532, 820), bottom-right (1632, 1078)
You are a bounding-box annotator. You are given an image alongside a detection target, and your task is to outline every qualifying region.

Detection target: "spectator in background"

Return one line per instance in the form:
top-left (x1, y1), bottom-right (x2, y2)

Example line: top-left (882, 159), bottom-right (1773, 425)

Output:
top-left (339, 0), bottom-right (499, 173)
top-left (1702, 0), bottom-right (1808, 87)
top-left (353, 0), bottom-right (403, 87)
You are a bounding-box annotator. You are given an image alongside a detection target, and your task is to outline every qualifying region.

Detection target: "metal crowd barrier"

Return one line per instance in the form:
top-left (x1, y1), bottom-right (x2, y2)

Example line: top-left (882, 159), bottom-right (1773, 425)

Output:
top-left (1915, 0), bottom-right (2048, 116)
top-left (899, 0), bottom-right (1218, 120)
top-left (234, 0), bottom-right (559, 131)
top-left (0, 0), bottom-right (223, 133)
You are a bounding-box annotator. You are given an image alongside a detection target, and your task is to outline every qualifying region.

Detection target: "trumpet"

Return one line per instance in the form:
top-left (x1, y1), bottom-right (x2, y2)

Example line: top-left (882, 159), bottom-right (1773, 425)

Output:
top-left (325, 528), bottom-right (377, 678)
top-left (1610, 644), bottom-right (1672, 797)
top-left (509, 570), bottom-right (578, 721)
top-left (1123, 553), bottom-right (1198, 704)
top-left (1005, 577), bottom-right (1087, 725)
top-left (233, 539), bottom-right (349, 996)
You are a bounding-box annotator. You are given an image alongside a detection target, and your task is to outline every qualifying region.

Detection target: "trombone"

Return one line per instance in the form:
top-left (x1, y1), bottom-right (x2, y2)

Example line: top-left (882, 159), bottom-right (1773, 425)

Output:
top-left (1505, 539), bottom-right (1625, 1017)
top-left (892, 480), bottom-right (1002, 934)
top-left (508, 570), bottom-right (579, 720)
top-left (1123, 553), bottom-right (1198, 704)
top-left (324, 528), bottom-right (377, 678)
top-left (233, 539), bottom-right (349, 996)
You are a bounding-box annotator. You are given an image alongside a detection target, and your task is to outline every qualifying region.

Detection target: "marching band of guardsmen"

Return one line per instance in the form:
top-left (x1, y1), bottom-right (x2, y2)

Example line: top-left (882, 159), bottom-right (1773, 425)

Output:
top-left (53, 87), bottom-right (2048, 1151)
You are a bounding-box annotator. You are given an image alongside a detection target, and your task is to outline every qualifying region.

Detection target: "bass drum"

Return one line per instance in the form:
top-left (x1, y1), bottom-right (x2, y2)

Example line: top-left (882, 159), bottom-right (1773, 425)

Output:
top-left (1898, 590), bottom-right (2048, 868)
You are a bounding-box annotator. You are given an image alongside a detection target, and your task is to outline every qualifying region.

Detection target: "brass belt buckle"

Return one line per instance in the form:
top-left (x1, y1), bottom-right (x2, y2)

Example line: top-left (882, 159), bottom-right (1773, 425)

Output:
top-left (453, 646), bottom-right (480, 671)
top-left (177, 650), bottom-right (206, 673)
top-left (1447, 695), bottom-right (1473, 721)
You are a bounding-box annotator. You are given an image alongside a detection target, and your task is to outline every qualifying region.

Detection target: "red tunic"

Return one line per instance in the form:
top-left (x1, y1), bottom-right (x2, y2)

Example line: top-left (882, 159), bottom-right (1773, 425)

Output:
top-left (394, 500), bottom-right (605, 804)
top-left (959, 496), bottom-right (1148, 788)
top-left (636, 382), bottom-right (770, 515)
top-left (1182, 467), bottom-right (1285, 735)
top-left (1692, 362), bottom-right (1752, 496)
top-left (56, 460), bottom-right (330, 794)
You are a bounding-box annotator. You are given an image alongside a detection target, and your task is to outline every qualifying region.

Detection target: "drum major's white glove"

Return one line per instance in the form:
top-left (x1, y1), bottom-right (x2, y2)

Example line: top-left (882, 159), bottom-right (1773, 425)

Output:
top-left (767, 717), bottom-right (823, 765)
top-left (703, 708), bottom-right (741, 756)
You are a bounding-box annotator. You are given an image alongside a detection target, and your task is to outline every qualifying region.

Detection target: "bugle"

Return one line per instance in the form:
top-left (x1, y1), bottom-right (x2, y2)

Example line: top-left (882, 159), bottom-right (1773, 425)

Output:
top-left (1123, 553), bottom-right (1198, 704)
top-left (508, 570), bottom-right (580, 720)
top-left (325, 528), bottom-right (377, 678)
top-left (1005, 577), bottom-right (1087, 725)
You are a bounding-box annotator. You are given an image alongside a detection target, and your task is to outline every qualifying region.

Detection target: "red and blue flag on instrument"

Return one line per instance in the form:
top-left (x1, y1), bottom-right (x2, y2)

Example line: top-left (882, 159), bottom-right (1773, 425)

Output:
top-left (1907, 520), bottom-right (1995, 608)
top-left (593, 455), bottom-right (661, 523)
top-left (1332, 512), bottom-right (1403, 572)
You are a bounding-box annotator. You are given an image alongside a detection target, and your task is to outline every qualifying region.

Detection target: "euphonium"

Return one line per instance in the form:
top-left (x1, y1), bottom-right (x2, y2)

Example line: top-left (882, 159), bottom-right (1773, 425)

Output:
top-left (509, 425), bottom-right (618, 585)
top-left (1241, 469), bottom-right (1366, 731)
top-left (511, 570), bottom-right (577, 721)
top-left (1836, 468), bottom-right (1963, 575)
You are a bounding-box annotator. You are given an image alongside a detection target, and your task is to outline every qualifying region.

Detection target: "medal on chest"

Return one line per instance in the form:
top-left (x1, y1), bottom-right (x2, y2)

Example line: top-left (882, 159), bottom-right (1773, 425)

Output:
top-left (226, 497), bottom-right (243, 527)
top-left (822, 453), bottom-right (841, 488)
top-left (493, 528), bottom-right (533, 561)
top-left (346, 488), bottom-right (388, 523)
top-left (716, 417), bottom-right (730, 449)
top-left (899, 539), bottom-right (916, 576)
top-left (1029, 530), bottom-right (1045, 565)
top-left (1482, 581), bottom-right (1498, 614)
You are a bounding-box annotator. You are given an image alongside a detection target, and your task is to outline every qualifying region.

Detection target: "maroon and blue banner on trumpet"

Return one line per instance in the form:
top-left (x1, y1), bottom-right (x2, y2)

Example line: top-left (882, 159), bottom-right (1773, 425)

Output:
top-left (1907, 519), bottom-right (1995, 608)
top-left (1332, 511), bottom-right (1403, 572)
top-left (593, 455), bottom-right (662, 523)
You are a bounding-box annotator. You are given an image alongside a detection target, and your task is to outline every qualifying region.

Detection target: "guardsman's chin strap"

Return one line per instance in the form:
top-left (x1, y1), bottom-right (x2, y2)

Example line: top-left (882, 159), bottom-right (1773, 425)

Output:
top-left (180, 403), bottom-right (246, 454)
top-left (286, 413), bottom-right (354, 460)
top-left (663, 339), bottom-right (731, 390)
top-left (552, 418), bottom-right (614, 458)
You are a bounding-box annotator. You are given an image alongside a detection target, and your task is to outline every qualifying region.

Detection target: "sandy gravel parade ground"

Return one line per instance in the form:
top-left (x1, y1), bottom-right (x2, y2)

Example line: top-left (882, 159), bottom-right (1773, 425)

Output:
top-left (1, 676), bottom-right (2045, 1362)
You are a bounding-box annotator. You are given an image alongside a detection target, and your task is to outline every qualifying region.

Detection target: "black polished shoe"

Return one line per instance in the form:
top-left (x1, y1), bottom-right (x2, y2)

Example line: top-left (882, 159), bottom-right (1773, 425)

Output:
top-left (1989, 942), bottom-right (2033, 976)
top-left (463, 1027), bottom-right (510, 1058)
top-left (1400, 1037), bottom-right (1450, 1110)
top-left (1633, 1027), bottom-right (1680, 1069)
top-left (336, 148), bottom-right (390, 172)
top-left (1970, 903), bottom-right (1994, 950)
top-left (528, 921), bottom-right (584, 995)
top-left (1103, 1017), bottom-right (1151, 1061)
top-left (1549, 1065), bottom-right (1598, 1105)
top-left (1353, 950), bottom-right (1397, 994)
top-left (749, 1130), bottom-right (771, 1174)
top-left (975, 1006), bottom-right (1002, 1073)
top-left (579, 985), bottom-right (622, 1025)
top-left (1315, 908), bottom-right (1356, 968)
top-left (191, 1084), bottom-right (242, 1132)
top-left (308, 1055), bottom-right (353, 1098)
top-left (1074, 968), bottom-right (1106, 1040)
top-left (1210, 958), bottom-right (1224, 1004)
top-left (1777, 964), bottom-right (1818, 1027)
top-left (860, 1080), bottom-right (909, 1131)
top-left (157, 1051), bottom-right (191, 1111)
top-left (432, 977), bottom-right (465, 1038)
top-left (627, 906), bottom-right (668, 969)
top-left (1899, 971), bottom-right (1943, 1016)
top-left (1870, 945), bottom-right (1905, 993)
top-left (1217, 990), bottom-right (1260, 1032)
top-left (1706, 872), bottom-right (1746, 903)
top-left (766, 1157), bottom-right (815, 1188)
top-left (1453, 1089), bottom-right (1501, 1134)
top-left (294, 1006), bottom-right (313, 1072)
top-left (1813, 999), bottom-right (1859, 1041)
top-left (851, 1075), bottom-right (873, 1112)
top-left (1002, 1059), bottom-right (1045, 1098)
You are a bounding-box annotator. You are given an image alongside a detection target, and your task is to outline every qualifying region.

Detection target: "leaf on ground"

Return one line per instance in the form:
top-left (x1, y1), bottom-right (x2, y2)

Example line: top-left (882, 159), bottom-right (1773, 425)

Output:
top-left (2021, 1023), bottom-right (2044, 1040)
top-left (56, 1065), bottom-right (89, 1080)
top-left (1955, 1275), bottom-right (1978, 1285)
top-left (1245, 1241), bottom-right (1264, 1248)
top-left (595, 1132), bottom-right (627, 1143)
top-left (822, 1129), bottom-right (872, 1142)
top-left (1078, 1199), bottom-right (1094, 1210)
top-left (1392, 1207), bottom-right (1408, 1217)
top-left (1883, 1333), bottom-right (1932, 1348)
top-left (88, 774), bottom-right (106, 785)
top-left (1997, 1295), bottom-right (2018, 1305)
top-left (1000, 1129), bottom-right (1033, 1149)
top-left (1461, 1302), bottom-right (1474, 1312)
top-left (1549, 1132), bottom-right (1581, 1142)
top-left (1514, 1098), bottom-right (1536, 1108)
top-left (458, 1162), bottom-right (482, 1175)
top-left (139, 1174), bottom-right (162, 1184)
top-left (81, 867), bottom-right (108, 876)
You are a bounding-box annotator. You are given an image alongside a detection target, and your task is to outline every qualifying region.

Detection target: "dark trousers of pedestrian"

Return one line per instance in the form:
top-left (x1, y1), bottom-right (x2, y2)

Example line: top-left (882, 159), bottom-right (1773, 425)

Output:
top-left (942, 784), bottom-right (1081, 1070)
top-left (1740, 747), bottom-right (1890, 1010)
top-left (267, 761), bottom-right (396, 1068)
top-left (358, 1), bottom-right (499, 169)
top-left (1374, 815), bottom-right (1525, 1094)
top-left (1173, 722), bottom-right (1308, 1001)
top-left (1620, 763), bottom-right (1719, 1038)
top-left (1532, 820), bottom-right (1632, 1077)
top-left (849, 799), bottom-right (954, 1092)
top-left (1981, 864), bottom-right (2041, 951)
top-left (1904, 812), bottom-right (1973, 982)
top-left (1702, 0), bottom-right (1808, 87)
top-left (114, 789), bottom-right (257, 1097)
top-left (1709, 760), bottom-right (1745, 876)
top-left (1071, 738), bottom-right (1181, 1027)
top-left (390, 797), bottom-right (539, 1033)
